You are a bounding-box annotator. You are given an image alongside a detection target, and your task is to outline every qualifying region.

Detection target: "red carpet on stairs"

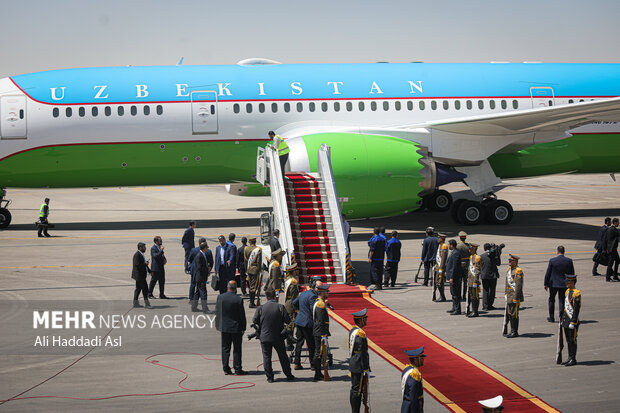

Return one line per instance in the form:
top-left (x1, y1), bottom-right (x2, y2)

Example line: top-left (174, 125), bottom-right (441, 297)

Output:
top-left (326, 284), bottom-right (559, 413)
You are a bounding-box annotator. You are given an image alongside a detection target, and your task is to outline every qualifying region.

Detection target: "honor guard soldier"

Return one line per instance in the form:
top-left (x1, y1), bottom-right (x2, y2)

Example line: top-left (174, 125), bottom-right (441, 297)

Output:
top-left (457, 231), bottom-right (470, 300)
top-left (561, 275), bottom-right (581, 366)
top-left (313, 284), bottom-right (331, 381)
top-left (433, 234), bottom-right (448, 302)
top-left (478, 395), bottom-right (504, 412)
top-left (266, 248), bottom-right (284, 298)
top-left (503, 254), bottom-right (524, 338)
top-left (466, 243), bottom-right (482, 318)
top-left (349, 309), bottom-right (370, 413)
top-left (244, 237), bottom-right (262, 308)
top-left (283, 262), bottom-right (300, 351)
top-left (401, 347), bottom-right (426, 413)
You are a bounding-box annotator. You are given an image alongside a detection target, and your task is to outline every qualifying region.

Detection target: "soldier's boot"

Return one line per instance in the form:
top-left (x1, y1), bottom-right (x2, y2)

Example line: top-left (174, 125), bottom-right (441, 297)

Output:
top-left (248, 293), bottom-right (256, 308)
top-left (472, 299), bottom-right (480, 317)
top-left (506, 317), bottom-right (519, 338)
top-left (313, 357), bottom-right (324, 381)
top-left (439, 286), bottom-right (447, 302)
top-left (350, 387), bottom-right (362, 413)
top-left (133, 299), bottom-right (143, 308)
top-left (565, 336), bottom-right (577, 366)
top-left (144, 298), bottom-right (152, 309)
top-left (191, 300), bottom-right (200, 312)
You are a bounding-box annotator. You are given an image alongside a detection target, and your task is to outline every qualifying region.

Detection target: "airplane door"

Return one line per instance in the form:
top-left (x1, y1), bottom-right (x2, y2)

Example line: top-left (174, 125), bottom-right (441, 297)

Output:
top-left (191, 91), bottom-right (218, 134)
top-left (530, 87), bottom-right (555, 108)
top-left (0, 96), bottom-right (27, 139)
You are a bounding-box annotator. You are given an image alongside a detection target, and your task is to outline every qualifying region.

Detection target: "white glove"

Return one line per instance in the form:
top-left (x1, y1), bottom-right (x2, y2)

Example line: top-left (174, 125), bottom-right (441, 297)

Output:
top-left (568, 324), bottom-right (575, 330)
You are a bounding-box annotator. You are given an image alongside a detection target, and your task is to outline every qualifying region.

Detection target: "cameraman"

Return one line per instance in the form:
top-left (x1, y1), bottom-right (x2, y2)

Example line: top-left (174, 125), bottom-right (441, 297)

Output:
top-left (252, 288), bottom-right (295, 383)
top-left (480, 243), bottom-right (500, 310)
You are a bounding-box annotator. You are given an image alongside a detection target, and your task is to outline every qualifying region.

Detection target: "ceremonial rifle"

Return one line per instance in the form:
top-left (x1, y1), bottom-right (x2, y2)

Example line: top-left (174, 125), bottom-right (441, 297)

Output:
top-left (502, 297), bottom-right (509, 336)
top-left (556, 321), bottom-right (564, 364)
top-left (322, 338), bottom-right (331, 381)
top-left (363, 371), bottom-right (370, 413)
top-left (414, 261), bottom-right (423, 283)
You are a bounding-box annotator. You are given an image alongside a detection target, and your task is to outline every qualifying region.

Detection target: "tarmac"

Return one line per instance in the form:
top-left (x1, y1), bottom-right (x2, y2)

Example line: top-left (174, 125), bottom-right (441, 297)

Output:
top-left (0, 173), bottom-right (619, 413)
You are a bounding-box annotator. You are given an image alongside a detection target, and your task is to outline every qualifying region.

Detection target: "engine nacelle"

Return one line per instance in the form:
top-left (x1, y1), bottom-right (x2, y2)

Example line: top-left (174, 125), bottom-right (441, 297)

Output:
top-left (287, 132), bottom-right (429, 219)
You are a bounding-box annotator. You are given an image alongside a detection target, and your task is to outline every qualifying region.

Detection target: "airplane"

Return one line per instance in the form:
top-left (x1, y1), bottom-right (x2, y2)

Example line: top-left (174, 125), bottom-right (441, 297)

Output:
top-left (1, 59), bottom-right (619, 229)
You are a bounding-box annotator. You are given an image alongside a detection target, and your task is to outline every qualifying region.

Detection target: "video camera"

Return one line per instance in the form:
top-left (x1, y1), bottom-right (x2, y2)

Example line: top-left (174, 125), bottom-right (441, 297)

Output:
top-left (247, 323), bottom-right (260, 341)
top-left (486, 243), bottom-right (505, 266)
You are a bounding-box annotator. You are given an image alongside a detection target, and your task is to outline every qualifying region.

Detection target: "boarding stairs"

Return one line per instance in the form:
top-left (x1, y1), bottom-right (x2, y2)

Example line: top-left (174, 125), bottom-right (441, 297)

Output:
top-left (256, 143), bottom-right (347, 284)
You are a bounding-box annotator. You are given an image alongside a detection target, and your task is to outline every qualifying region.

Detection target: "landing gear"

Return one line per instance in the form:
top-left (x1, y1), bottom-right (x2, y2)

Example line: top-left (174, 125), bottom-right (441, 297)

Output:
top-left (0, 189), bottom-right (11, 229)
top-left (450, 194), bottom-right (514, 225)
top-left (425, 189), bottom-right (453, 212)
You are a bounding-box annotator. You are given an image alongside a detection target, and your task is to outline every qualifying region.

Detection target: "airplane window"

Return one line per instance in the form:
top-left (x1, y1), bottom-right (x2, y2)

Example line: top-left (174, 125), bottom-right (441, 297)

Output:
top-left (548, 100), bottom-right (553, 106)
top-left (431, 101), bottom-right (437, 110)
top-left (297, 102), bottom-right (303, 112)
top-left (333, 102), bottom-right (340, 112)
top-left (322, 102), bottom-right (328, 112)
top-left (130, 106), bottom-right (137, 116)
top-left (272, 103), bottom-right (278, 113)
top-left (309, 102), bottom-right (315, 112)
top-left (210, 105), bottom-right (215, 114)
top-left (395, 101), bottom-right (401, 111)
top-left (407, 101), bottom-right (413, 110)
top-left (65, 107), bottom-right (72, 117)
top-left (512, 100), bottom-right (518, 109)
top-left (419, 101), bottom-right (425, 110)
top-left (478, 100), bottom-right (484, 110)
top-left (246, 103), bottom-right (253, 113)
top-left (284, 103), bottom-right (290, 113)
top-left (19, 109), bottom-right (24, 119)
top-left (346, 102), bottom-right (353, 111)
top-left (79, 107), bottom-right (85, 117)
top-left (568, 99), bottom-right (574, 104)
top-left (105, 106), bottom-right (112, 116)
top-left (371, 101), bottom-right (377, 111)
top-left (259, 103), bottom-right (265, 113)
top-left (490, 100), bottom-right (496, 109)
top-left (383, 101), bottom-right (389, 111)
top-left (358, 101), bottom-right (365, 111)
top-left (92, 107), bottom-right (98, 117)
top-left (579, 99), bottom-right (584, 102)
top-left (144, 105), bottom-right (150, 115)
top-left (466, 100), bottom-right (472, 110)
top-left (442, 100), bottom-right (449, 110)
top-left (118, 106), bottom-right (124, 116)
top-left (454, 100), bottom-right (461, 110)
top-left (501, 100), bottom-right (507, 109)
top-left (233, 104), bottom-right (240, 114)
top-left (156, 105), bottom-right (163, 115)
top-left (52, 107), bottom-right (59, 118)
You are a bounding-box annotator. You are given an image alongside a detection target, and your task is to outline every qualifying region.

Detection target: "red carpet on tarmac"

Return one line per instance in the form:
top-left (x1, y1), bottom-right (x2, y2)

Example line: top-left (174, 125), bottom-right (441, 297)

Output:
top-left (326, 284), bottom-right (559, 413)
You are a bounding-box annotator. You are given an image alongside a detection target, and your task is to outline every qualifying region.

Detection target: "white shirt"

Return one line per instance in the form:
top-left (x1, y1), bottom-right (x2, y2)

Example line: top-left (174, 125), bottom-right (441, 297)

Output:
top-left (219, 246), bottom-right (225, 264)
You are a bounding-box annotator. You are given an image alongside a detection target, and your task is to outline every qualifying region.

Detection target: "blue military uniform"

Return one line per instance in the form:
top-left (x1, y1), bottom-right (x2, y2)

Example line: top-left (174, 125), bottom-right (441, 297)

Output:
top-left (401, 347), bottom-right (426, 413)
top-left (368, 233), bottom-right (386, 289)
top-left (384, 236), bottom-right (402, 287)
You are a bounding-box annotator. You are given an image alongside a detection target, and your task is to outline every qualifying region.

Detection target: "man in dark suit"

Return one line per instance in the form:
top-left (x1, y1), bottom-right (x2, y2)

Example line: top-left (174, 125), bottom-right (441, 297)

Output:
top-left (132, 242), bottom-right (152, 308)
top-left (148, 236), bottom-right (168, 299)
top-left (181, 221), bottom-right (196, 274)
top-left (292, 280), bottom-right (319, 370)
top-left (236, 237), bottom-right (248, 296)
top-left (446, 239), bottom-right (462, 315)
top-left (605, 218), bottom-right (620, 282)
top-left (253, 288), bottom-right (295, 383)
top-left (215, 235), bottom-right (237, 294)
top-left (544, 246), bottom-right (575, 322)
top-left (593, 217), bottom-right (611, 275)
top-left (269, 229), bottom-right (281, 252)
top-left (192, 241), bottom-right (214, 314)
top-left (187, 237), bottom-right (207, 302)
top-left (215, 281), bottom-right (247, 375)
top-left (226, 233), bottom-right (238, 293)
top-left (420, 227), bottom-right (438, 286)
top-left (479, 243), bottom-right (500, 310)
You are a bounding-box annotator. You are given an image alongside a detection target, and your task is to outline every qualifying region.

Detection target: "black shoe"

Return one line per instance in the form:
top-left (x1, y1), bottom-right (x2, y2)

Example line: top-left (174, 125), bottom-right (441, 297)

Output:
top-left (249, 303), bottom-right (256, 308)
top-left (148, 294), bottom-right (155, 299)
top-left (422, 283), bottom-right (428, 286)
top-left (44, 233), bottom-right (51, 237)
top-left (606, 278), bottom-right (612, 282)
top-left (592, 272), bottom-right (600, 276)
top-left (203, 308), bottom-right (215, 315)
top-left (38, 234), bottom-right (44, 238)
top-left (613, 277), bottom-right (620, 282)
top-left (286, 374), bottom-right (296, 381)
top-left (294, 364), bottom-right (303, 370)
top-left (450, 310), bottom-right (462, 315)
top-left (564, 359), bottom-right (576, 367)
top-left (487, 305), bottom-right (496, 310)
top-left (133, 300), bottom-right (143, 308)
top-left (235, 369), bottom-right (248, 376)
top-left (267, 377), bottom-right (274, 383)
top-left (446, 309), bottom-right (455, 313)
top-left (313, 374), bottom-right (324, 381)
top-left (391, 283), bottom-right (396, 287)
top-left (506, 331), bottom-right (519, 338)
top-left (547, 317), bottom-right (555, 323)
top-left (145, 301), bottom-right (152, 309)
top-left (159, 295), bottom-right (169, 299)
top-left (223, 368), bottom-right (233, 375)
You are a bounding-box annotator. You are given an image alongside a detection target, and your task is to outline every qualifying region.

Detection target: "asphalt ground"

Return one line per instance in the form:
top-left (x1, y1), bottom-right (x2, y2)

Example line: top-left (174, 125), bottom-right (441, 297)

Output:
top-left (0, 174), bottom-right (619, 413)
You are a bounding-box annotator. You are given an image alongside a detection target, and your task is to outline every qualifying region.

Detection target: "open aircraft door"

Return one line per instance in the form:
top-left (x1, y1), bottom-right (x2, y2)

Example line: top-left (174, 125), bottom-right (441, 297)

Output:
top-left (190, 91), bottom-right (218, 134)
top-left (530, 86), bottom-right (555, 108)
top-left (0, 96), bottom-right (27, 139)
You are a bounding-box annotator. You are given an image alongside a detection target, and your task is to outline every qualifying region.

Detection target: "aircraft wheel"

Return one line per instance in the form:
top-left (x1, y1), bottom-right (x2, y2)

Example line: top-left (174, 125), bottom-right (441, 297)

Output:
top-left (485, 200), bottom-right (514, 225)
top-left (0, 208), bottom-right (11, 229)
top-left (457, 200), bottom-right (485, 225)
top-left (451, 199), bottom-right (466, 222)
top-left (428, 190), bottom-right (453, 212)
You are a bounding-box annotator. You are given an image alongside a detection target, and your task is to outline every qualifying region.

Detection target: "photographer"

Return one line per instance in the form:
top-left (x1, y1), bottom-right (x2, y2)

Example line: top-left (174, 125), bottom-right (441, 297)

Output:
top-left (480, 243), bottom-right (502, 310)
top-left (252, 288), bottom-right (295, 383)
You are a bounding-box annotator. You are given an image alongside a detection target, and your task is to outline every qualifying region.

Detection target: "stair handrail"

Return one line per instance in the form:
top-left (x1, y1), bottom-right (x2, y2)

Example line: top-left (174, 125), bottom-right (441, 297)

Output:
top-left (263, 144), bottom-right (294, 268)
top-left (317, 144), bottom-right (347, 283)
